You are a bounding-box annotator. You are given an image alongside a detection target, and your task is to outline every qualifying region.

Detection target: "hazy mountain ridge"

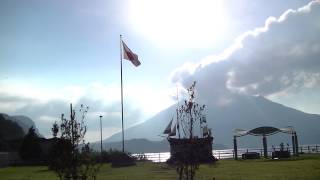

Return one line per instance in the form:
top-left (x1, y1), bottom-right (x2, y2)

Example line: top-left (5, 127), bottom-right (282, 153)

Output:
top-left (0, 114), bottom-right (25, 140)
top-left (0, 113), bottom-right (42, 137)
top-left (106, 95), bottom-right (320, 148)
top-left (105, 105), bottom-right (176, 142)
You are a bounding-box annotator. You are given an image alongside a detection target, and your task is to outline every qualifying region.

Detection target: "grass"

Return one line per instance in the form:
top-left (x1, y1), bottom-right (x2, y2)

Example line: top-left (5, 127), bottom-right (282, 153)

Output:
top-left (0, 154), bottom-right (320, 180)
top-left (198, 154), bottom-right (320, 180)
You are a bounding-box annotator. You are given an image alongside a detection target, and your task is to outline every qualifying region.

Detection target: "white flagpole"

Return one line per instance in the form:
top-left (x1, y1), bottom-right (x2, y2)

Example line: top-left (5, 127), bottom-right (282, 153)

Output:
top-left (120, 35), bottom-right (125, 152)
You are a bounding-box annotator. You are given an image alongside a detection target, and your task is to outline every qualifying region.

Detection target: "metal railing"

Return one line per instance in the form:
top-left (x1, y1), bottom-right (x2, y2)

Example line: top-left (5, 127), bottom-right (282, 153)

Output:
top-left (231, 144), bottom-right (320, 159)
top-left (133, 144), bottom-right (320, 162)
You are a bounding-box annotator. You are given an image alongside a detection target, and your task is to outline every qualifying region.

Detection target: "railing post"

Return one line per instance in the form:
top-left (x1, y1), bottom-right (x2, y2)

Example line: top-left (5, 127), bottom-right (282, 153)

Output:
top-left (233, 150), bottom-right (234, 159)
top-left (263, 135), bottom-right (268, 158)
top-left (295, 132), bottom-right (299, 156)
top-left (233, 136), bottom-right (238, 160)
top-left (292, 134), bottom-right (296, 155)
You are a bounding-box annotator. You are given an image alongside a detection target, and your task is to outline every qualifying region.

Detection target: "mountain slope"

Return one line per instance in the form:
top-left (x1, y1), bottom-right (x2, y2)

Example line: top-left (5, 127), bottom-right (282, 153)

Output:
top-left (0, 113), bottom-right (42, 137)
top-left (106, 95), bottom-right (320, 148)
top-left (106, 105), bottom-right (177, 142)
top-left (204, 95), bottom-right (320, 147)
top-left (0, 114), bottom-right (25, 140)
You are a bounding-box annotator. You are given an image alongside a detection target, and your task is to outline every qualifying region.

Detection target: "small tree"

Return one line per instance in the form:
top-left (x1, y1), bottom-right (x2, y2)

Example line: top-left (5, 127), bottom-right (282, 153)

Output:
top-left (174, 145), bottom-right (197, 180)
top-left (174, 81), bottom-right (211, 180)
top-left (19, 126), bottom-right (43, 164)
top-left (49, 103), bottom-right (100, 180)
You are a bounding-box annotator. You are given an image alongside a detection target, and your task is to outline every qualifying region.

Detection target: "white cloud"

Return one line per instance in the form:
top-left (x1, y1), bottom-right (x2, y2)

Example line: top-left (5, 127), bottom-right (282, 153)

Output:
top-left (173, 1), bottom-right (320, 99)
top-left (38, 115), bottom-right (57, 123)
top-left (169, 0), bottom-right (320, 116)
top-left (0, 80), bottom-right (175, 141)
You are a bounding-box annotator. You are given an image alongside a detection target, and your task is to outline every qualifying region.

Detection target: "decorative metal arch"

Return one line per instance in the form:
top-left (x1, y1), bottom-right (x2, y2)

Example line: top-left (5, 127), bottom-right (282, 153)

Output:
top-left (234, 126), bottom-right (295, 137)
top-left (233, 126), bottom-right (299, 159)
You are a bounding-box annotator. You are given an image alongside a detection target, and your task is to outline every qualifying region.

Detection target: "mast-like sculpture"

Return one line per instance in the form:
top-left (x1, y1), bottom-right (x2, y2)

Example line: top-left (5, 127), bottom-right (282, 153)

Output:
top-left (164, 81), bottom-right (215, 164)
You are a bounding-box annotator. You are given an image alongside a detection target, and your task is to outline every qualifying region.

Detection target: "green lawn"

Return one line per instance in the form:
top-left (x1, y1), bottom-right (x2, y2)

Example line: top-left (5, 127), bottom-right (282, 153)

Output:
top-left (1, 154), bottom-right (320, 180)
top-left (198, 154), bottom-right (320, 180)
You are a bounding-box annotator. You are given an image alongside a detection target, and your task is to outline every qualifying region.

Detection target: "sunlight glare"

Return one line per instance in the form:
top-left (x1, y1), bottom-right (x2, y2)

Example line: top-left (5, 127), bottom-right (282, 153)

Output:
top-left (129, 0), bottom-right (227, 49)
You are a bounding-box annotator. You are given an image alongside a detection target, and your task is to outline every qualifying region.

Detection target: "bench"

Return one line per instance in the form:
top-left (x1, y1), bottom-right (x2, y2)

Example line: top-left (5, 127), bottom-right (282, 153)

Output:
top-left (242, 152), bottom-right (260, 159)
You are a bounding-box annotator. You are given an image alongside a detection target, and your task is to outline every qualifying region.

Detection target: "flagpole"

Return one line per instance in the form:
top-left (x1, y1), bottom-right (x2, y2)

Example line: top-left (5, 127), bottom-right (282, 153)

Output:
top-left (99, 115), bottom-right (103, 154)
top-left (120, 34), bottom-right (125, 153)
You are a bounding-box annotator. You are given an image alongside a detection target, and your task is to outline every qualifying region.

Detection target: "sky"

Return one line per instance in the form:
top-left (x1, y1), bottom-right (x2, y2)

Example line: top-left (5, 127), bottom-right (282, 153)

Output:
top-left (1, 0), bottom-right (319, 142)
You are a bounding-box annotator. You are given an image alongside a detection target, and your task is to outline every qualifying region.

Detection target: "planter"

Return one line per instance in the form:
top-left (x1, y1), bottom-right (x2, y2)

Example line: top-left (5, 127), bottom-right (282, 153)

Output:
top-left (167, 137), bottom-right (216, 164)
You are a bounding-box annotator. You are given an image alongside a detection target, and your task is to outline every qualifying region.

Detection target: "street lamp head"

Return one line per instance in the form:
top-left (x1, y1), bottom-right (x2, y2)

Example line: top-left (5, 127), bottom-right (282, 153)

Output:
top-left (99, 115), bottom-right (103, 118)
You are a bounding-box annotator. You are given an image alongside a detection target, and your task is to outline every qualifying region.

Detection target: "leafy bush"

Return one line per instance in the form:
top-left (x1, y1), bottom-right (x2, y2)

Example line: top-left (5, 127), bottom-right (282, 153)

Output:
top-left (19, 127), bottom-right (44, 165)
top-left (97, 149), bottom-right (137, 167)
top-left (48, 104), bottom-right (100, 180)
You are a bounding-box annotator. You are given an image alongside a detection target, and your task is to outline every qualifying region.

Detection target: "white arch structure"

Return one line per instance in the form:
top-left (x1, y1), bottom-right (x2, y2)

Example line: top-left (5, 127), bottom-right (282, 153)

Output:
top-left (233, 126), bottom-right (299, 159)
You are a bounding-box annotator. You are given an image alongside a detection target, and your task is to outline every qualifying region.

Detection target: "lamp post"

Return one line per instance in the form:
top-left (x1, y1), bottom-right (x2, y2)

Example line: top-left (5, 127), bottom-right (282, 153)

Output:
top-left (99, 115), bottom-right (103, 154)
